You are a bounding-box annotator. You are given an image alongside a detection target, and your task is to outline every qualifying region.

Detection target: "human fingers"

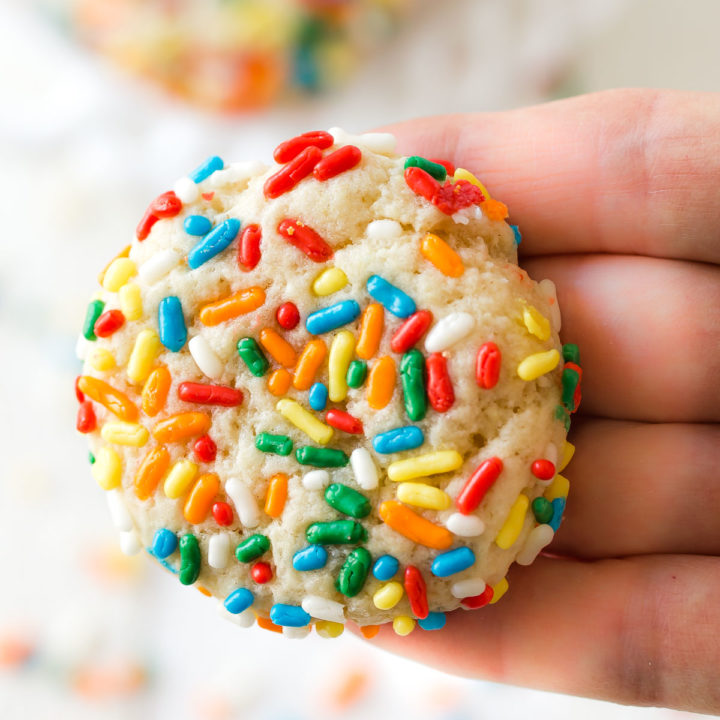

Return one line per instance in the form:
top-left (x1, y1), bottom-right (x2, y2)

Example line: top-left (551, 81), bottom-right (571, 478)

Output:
top-left (383, 89), bottom-right (720, 264)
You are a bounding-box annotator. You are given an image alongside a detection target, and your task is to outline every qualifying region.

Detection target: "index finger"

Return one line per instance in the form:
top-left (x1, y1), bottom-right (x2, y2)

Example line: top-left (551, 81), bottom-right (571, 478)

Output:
top-left (384, 89), bottom-right (720, 264)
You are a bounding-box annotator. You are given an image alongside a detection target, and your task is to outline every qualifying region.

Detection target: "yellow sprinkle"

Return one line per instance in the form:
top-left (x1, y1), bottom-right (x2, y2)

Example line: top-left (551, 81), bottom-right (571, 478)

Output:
top-left (558, 441), bottom-right (575, 472)
top-left (87, 347), bottom-right (116, 372)
top-left (127, 329), bottom-right (162, 384)
top-left (102, 258), bottom-right (137, 292)
top-left (495, 494), bottom-right (530, 549)
top-left (517, 349), bottom-right (560, 381)
top-left (387, 450), bottom-right (463, 483)
top-left (315, 620), bottom-right (344, 639)
top-left (522, 305), bottom-right (551, 341)
top-left (545, 473), bottom-right (570, 501)
top-left (392, 616), bottom-right (416, 636)
top-left (100, 421), bottom-right (149, 447)
top-left (312, 267), bottom-right (348, 296)
top-left (489, 577), bottom-right (509, 604)
top-left (396, 482), bottom-right (451, 510)
top-left (453, 167), bottom-right (491, 198)
top-left (373, 581), bottom-right (404, 610)
top-left (328, 330), bottom-right (355, 403)
top-left (119, 283), bottom-right (143, 321)
top-left (91, 446), bottom-right (122, 490)
top-left (276, 398), bottom-right (333, 445)
top-left (164, 459), bottom-right (198, 499)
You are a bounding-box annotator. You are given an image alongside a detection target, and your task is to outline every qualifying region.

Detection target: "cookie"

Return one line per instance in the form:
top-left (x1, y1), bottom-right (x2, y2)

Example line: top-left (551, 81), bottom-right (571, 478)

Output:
top-left (75, 128), bottom-right (581, 638)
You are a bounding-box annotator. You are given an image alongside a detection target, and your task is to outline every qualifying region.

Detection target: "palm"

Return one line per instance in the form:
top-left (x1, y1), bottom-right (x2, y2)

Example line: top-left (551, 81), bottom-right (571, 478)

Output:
top-left (367, 89), bottom-right (720, 714)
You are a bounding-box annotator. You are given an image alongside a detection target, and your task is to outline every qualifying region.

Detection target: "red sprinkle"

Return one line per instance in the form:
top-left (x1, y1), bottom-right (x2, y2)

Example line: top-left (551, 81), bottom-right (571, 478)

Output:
top-left (76, 401), bottom-right (97, 433)
top-left (404, 566), bottom-right (429, 620)
top-left (212, 502), bottom-right (234, 526)
top-left (461, 585), bottom-right (494, 609)
top-left (404, 166), bottom-right (440, 203)
top-left (456, 457), bottom-right (504, 515)
top-left (238, 224), bottom-right (262, 270)
top-left (531, 459), bottom-right (556, 480)
top-left (75, 376), bottom-right (85, 403)
top-left (273, 131), bottom-right (334, 164)
top-left (264, 146), bottom-right (323, 199)
top-left (426, 353), bottom-right (455, 413)
top-left (276, 302), bottom-right (300, 330)
top-left (193, 435), bottom-right (217, 463)
top-left (277, 218), bottom-right (334, 262)
top-left (178, 382), bottom-right (243, 407)
top-left (325, 409), bottom-right (363, 435)
top-left (93, 309), bottom-right (125, 338)
top-left (251, 562), bottom-right (273, 584)
top-left (476, 342), bottom-right (501, 389)
top-left (390, 310), bottom-right (433, 354)
top-left (429, 158), bottom-right (455, 175)
top-left (565, 361), bottom-right (583, 413)
top-left (432, 179), bottom-right (484, 215)
top-left (313, 145), bottom-right (362, 181)
top-left (136, 210), bottom-right (158, 241)
top-left (137, 191), bottom-right (182, 240)
top-left (201, 192), bottom-right (214, 201)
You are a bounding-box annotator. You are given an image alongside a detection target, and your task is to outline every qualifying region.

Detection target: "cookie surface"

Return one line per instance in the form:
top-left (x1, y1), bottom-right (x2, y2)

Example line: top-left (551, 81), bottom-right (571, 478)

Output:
top-left (76, 129), bottom-right (579, 636)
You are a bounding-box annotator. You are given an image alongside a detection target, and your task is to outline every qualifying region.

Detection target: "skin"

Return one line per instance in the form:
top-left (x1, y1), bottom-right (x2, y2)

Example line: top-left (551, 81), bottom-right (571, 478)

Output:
top-left (361, 89), bottom-right (720, 713)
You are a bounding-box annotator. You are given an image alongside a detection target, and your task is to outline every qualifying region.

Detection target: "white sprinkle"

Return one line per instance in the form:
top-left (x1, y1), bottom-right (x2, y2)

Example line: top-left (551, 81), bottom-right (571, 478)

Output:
top-left (105, 490), bottom-right (133, 531)
top-left (138, 249), bottom-right (180, 285)
top-left (328, 127), bottom-right (397, 155)
top-left (451, 578), bottom-right (486, 599)
top-left (451, 212), bottom-right (470, 225)
top-left (301, 595), bottom-right (346, 624)
top-left (208, 160), bottom-right (268, 188)
top-left (208, 533), bottom-right (230, 569)
top-left (188, 335), bottom-right (224, 380)
top-left (445, 512), bottom-right (485, 537)
top-left (119, 530), bottom-right (141, 556)
top-left (516, 524), bottom-right (555, 566)
top-left (225, 478), bottom-right (260, 528)
top-left (173, 176), bottom-right (200, 204)
top-left (539, 278), bottom-right (561, 331)
top-left (218, 603), bottom-right (255, 628)
top-left (302, 470), bottom-right (330, 490)
top-left (75, 334), bottom-right (90, 360)
top-left (424, 312), bottom-right (475, 352)
top-left (366, 219), bottom-right (402, 242)
top-left (350, 448), bottom-right (379, 490)
top-left (283, 626), bottom-right (311, 639)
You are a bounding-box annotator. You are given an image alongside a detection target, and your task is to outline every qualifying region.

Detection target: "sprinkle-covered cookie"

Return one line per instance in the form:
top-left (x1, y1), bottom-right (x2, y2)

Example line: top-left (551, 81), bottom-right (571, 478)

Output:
top-left (75, 128), bottom-right (581, 638)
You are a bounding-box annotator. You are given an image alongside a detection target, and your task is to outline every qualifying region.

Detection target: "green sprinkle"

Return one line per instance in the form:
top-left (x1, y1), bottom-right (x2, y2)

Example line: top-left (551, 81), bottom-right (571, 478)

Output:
top-left (404, 156), bottom-right (447, 182)
top-left (179, 534), bottom-right (201, 586)
top-left (531, 497), bottom-right (554, 524)
top-left (562, 367), bottom-right (581, 412)
top-left (562, 343), bottom-right (581, 366)
top-left (554, 404), bottom-right (571, 431)
top-left (82, 299), bottom-right (105, 341)
top-left (255, 433), bottom-right (293, 456)
top-left (237, 337), bottom-right (269, 377)
top-left (400, 349), bottom-right (427, 422)
top-left (324, 483), bottom-right (371, 519)
top-left (88, 452), bottom-right (96, 464)
top-left (336, 547), bottom-right (372, 597)
top-left (296, 446), bottom-right (349, 467)
top-left (235, 534), bottom-right (270, 563)
top-left (346, 360), bottom-right (367, 389)
top-left (306, 520), bottom-right (368, 545)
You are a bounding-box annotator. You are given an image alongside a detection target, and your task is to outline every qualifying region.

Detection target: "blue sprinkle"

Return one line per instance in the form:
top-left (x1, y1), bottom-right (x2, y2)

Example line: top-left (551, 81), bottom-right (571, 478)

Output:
top-left (549, 497), bottom-right (566, 531)
top-left (308, 382), bottom-right (328, 412)
top-left (189, 155), bottom-right (224, 184)
top-left (305, 299), bottom-right (360, 335)
top-left (270, 603), bottom-right (312, 627)
top-left (372, 554), bottom-right (399, 581)
top-left (188, 218), bottom-right (241, 269)
top-left (147, 551), bottom-right (179, 575)
top-left (418, 612), bottom-right (446, 631)
top-left (366, 275), bottom-right (416, 318)
top-left (184, 215), bottom-right (212, 236)
top-left (510, 224), bottom-right (522, 245)
top-left (431, 547), bottom-right (476, 578)
top-left (158, 296), bottom-right (187, 352)
top-left (224, 587), bottom-right (254, 615)
top-left (151, 529), bottom-right (177, 559)
top-left (372, 426), bottom-right (424, 454)
top-left (292, 544), bottom-right (328, 571)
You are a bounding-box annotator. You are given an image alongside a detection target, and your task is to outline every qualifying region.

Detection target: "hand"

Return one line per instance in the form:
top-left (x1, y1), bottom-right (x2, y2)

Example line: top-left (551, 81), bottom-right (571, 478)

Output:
top-left (366, 89), bottom-right (720, 714)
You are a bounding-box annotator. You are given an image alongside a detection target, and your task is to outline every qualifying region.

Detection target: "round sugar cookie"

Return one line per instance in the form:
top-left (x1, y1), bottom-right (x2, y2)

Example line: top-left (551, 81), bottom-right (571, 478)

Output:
top-left (75, 129), bottom-right (582, 636)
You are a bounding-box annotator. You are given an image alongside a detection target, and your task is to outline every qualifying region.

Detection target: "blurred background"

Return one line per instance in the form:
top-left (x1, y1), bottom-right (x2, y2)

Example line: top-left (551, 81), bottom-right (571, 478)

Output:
top-left (1, 1), bottom-right (718, 718)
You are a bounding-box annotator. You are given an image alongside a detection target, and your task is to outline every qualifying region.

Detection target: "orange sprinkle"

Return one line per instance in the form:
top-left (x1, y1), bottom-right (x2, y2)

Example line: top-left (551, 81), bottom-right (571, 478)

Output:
top-left (268, 368), bottom-right (292, 396)
top-left (97, 244), bottom-right (131, 285)
top-left (198, 287), bottom-right (266, 326)
top-left (259, 328), bottom-right (296, 367)
top-left (153, 412), bottom-right (211, 443)
top-left (134, 445), bottom-right (170, 500)
top-left (184, 472), bottom-right (220, 524)
top-left (77, 376), bottom-right (138, 422)
top-left (196, 585), bottom-right (212, 597)
top-left (483, 198), bottom-right (509, 221)
top-left (264, 472), bottom-right (288, 518)
top-left (293, 339), bottom-right (327, 390)
top-left (378, 500), bottom-right (453, 549)
top-left (355, 303), bottom-right (384, 360)
top-left (366, 356), bottom-right (396, 410)
top-left (255, 615), bottom-right (283, 633)
top-left (330, 669), bottom-right (370, 710)
top-left (420, 233), bottom-right (464, 277)
top-left (359, 624), bottom-right (380, 639)
top-left (141, 366), bottom-right (171, 417)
